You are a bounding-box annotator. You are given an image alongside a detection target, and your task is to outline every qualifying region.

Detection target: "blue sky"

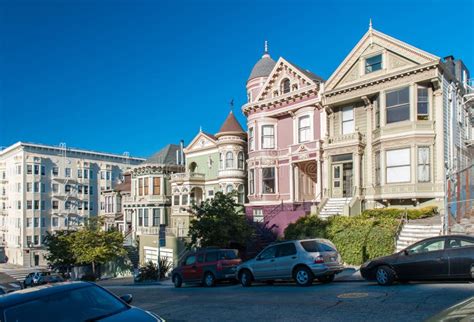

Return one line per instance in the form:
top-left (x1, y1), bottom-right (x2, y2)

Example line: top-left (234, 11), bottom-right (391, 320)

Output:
top-left (1, 0), bottom-right (473, 158)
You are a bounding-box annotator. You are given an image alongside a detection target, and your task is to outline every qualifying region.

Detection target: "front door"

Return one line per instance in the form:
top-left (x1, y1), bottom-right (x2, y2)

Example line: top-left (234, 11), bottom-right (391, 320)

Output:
top-left (342, 163), bottom-right (353, 197)
top-left (332, 164), bottom-right (343, 198)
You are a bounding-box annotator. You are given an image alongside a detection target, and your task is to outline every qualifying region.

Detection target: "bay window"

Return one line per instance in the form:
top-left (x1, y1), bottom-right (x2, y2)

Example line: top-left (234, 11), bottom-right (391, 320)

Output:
top-left (225, 152), bottom-right (234, 169)
top-left (262, 167), bottom-right (275, 193)
top-left (417, 86), bottom-right (429, 120)
top-left (298, 116), bottom-right (311, 142)
top-left (238, 185), bottom-right (245, 204)
top-left (249, 128), bottom-right (255, 151)
top-left (341, 106), bottom-right (354, 134)
top-left (386, 148), bottom-right (411, 183)
top-left (375, 151), bottom-right (381, 186)
top-left (249, 169), bottom-right (255, 195)
top-left (261, 125), bottom-right (275, 149)
top-left (386, 87), bottom-right (410, 124)
top-left (417, 147), bottom-right (430, 182)
top-left (238, 152), bottom-right (244, 169)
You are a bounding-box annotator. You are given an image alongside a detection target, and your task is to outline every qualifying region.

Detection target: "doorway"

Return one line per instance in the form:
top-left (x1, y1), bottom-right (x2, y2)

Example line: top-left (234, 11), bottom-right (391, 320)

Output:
top-left (331, 154), bottom-right (354, 198)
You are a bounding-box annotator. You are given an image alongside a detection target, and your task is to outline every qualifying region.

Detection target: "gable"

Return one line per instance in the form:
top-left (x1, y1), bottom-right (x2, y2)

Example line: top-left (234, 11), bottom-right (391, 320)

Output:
top-left (185, 132), bottom-right (217, 153)
top-left (254, 57), bottom-right (320, 102)
top-left (326, 28), bottom-right (440, 91)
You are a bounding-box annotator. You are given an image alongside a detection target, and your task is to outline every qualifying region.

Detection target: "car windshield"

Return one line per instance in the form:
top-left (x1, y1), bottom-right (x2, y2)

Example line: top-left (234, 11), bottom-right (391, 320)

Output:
top-left (219, 250), bottom-right (238, 260)
top-left (4, 285), bottom-right (128, 322)
top-left (300, 240), bottom-right (319, 253)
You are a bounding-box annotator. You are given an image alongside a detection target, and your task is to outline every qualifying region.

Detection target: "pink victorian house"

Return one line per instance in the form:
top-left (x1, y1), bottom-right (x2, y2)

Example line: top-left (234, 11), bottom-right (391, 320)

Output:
top-left (242, 44), bottom-right (325, 236)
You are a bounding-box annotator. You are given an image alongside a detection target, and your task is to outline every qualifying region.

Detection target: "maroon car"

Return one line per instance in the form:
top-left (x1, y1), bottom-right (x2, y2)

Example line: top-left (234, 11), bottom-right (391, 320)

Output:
top-left (171, 248), bottom-right (242, 287)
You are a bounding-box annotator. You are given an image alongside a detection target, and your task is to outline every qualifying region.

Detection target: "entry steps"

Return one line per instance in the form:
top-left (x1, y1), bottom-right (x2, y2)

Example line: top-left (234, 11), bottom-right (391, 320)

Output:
top-left (318, 198), bottom-right (351, 220)
top-left (395, 222), bottom-right (442, 252)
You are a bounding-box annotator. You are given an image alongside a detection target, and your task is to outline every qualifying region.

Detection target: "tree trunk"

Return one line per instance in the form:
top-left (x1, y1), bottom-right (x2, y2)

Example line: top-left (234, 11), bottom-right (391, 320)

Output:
top-left (91, 261), bottom-right (96, 276)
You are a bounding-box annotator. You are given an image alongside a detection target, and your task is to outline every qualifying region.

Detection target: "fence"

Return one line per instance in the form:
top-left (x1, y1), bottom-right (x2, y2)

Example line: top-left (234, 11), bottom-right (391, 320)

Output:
top-left (446, 164), bottom-right (474, 234)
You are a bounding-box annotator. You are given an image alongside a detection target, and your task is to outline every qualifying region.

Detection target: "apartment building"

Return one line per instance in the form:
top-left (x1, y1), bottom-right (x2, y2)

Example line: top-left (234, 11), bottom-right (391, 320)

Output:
top-left (0, 142), bottom-right (144, 266)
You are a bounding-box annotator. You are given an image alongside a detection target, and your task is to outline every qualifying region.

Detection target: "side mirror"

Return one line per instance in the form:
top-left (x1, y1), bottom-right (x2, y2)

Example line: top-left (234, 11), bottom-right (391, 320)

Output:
top-left (402, 249), bottom-right (409, 256)
top-left (120, 294), bottom-right (133, 304)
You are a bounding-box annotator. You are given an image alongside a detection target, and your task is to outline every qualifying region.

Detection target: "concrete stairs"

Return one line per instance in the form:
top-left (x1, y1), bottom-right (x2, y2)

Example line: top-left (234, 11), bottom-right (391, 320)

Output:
top-left (124, 246), bottom-right (139, 269)
top-left (318, 198), bottom-right (351, 220)
top-left (396, 219), bottom-right (442, 252)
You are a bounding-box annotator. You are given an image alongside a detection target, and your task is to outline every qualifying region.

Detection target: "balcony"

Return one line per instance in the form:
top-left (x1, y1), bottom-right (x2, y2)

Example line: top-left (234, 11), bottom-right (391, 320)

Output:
top-left (123, 195), bottom-right (170, 205)
top-left (136, 226), bottom-right (160, 235)
top-left (327, 131), bottom-right (365, 147)
top-left (171, 172), bottom-right (205, 183)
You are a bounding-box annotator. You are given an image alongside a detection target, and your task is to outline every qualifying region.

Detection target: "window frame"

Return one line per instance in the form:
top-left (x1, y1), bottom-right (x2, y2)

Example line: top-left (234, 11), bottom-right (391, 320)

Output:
top-left (386, 148), bottom-right (411, 184)
top-left (365, 54), bottom-right (382, 74)
top-left (385, 86), bottom-right (411, 124)
top-left (417, 146), bottom-right (431, 183)
top-left (261, 125), bottom-right (275, 149)
top-left (298, 115), bottom-right (311, 143)
top-left (225, 151), bottom-right (234, 169)
top-left (417, 86), bottom-right (429, 120)
top-left (262, 167), bottom-right (276, 194)
top-left (341, 106), bottom-right (355, 135)
top-left (248, 127), bottom-right (255, 151)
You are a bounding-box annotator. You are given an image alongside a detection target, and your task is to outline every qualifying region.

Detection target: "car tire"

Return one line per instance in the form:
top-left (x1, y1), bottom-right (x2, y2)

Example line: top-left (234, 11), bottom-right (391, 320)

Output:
top-left (239, 270), bottom-right (252, 287)
top-left (172, 274), bottom-right (182, 288)
top-left (203, 272), bottom-right (216, 287)
top-left (294, 266), bottom-right (313, 287)
top-left (375, 266), bottom-right (396, 286)
top-left (317, 274), bottom-right (335, 284)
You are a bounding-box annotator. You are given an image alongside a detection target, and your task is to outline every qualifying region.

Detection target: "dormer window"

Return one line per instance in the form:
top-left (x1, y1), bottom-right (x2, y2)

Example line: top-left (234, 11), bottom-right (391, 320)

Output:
top-left (281, 78), bottom-right (291, 94)
top-left (365, 54), bottom-right (382, 74)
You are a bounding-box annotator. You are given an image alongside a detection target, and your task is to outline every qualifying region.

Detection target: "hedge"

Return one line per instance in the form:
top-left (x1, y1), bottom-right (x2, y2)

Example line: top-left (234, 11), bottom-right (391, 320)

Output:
top-left (361, 206), bottom-right (438, 220)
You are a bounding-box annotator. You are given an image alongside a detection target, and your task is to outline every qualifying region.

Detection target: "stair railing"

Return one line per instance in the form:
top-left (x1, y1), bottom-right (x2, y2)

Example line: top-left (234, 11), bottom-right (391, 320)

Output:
top-left (394, 209), bottom-right (409, 250)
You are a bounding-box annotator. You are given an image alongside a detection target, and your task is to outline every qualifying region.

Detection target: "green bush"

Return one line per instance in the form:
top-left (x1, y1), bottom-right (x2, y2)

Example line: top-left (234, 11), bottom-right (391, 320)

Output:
top-left (284, 215), bottom-right (328, 240)
top-left (361, 206), bottom-right (437, 220)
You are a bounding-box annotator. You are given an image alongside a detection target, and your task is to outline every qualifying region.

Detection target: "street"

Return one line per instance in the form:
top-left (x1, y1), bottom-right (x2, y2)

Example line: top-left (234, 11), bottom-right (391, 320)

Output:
top-left (103, 279), bottom-right (474, 322)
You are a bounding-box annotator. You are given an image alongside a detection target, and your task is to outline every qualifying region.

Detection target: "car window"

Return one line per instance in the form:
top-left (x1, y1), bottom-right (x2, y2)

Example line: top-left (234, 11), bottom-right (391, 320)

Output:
top-left (300, 240), bottom-right (319, 253)
top-left (277, 243), bottom-right (297, 257)
top-left (408, 239), bottom-right (445, 254)
top-left (318, 241), bottom-right (336, 252)
top-left (185, 255), bottom-right (196, 266)
top-left (205, 252), bottom-right (218, 262)
top-left (197, 254), bottom-right (205, 263)
top-left (219, 250), bottom-right (238, 260)
top-left (259, 246), bottom-right (277, 260)
top-left (447, 238), bottom-right (474, 249)
top-left (3, 285), bottom-right (127, 322)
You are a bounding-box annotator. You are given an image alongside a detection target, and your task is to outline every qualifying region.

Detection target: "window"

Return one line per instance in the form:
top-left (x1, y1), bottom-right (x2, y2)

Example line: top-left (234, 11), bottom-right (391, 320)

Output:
top-left (386, 148), bottom-right (411, 183)
top-left (226, 185), bottom-right (233, 194)
top-left (417, 86), bottom-right (429, 120)
top-left (259, 246), bottom-right (277, 260)
top-left (153, 177), bottom-right (160, 195)
top-left (78, 185), bottom-right (83, 194)
top-left (34, 164), bottom-right (39, 174)
top-left (417, 147), bottom-right (430, 183)
top-left (249, 169), bottom-right (255, 195)
top-left (106, 171), bottom-right (111, 180)
top-left (261, 125), bottom-right (275, 149)
top-left (237, 185), bottom-right (245, 204)
top-left (238, 152), bottom-right (244, 169)
top-left (138, 178), bottom-right (143, 196)
top-left (143, 209), bottom-right (149, 227)
top-left (207, 190), bottom-right (214, 197)
top-left (84, 201), bottom-right (88, 210)
top-left (41, 166), bottom-right (45, 176)
top-left (34, 200), bottom-right (39, 210)
top-left (262, 167), bottom-right (275, 193)
top-left (52, 167), bottom-right (59, 176)
top-left (34, 218), bottom-right (39, 227)
top-left (408, 239), bottom-right (444, 254)
top-left (185, 255), bottom-right (196, 266)
top-left (253, 209), bottom-right (264, 222)
top-left (298, 116), bottom-right (311, 142)
top-left (26, 236), bottom-right (32, 246)
top-left (77, 169), bottom-right (82, 178)
top-left (34, 235), bottom-right (39, 245)
top-left (33, 182), bottom-right (39, 193)
top-left (249, 128), bottom-right (255, 151)
top-left (65, 201), bottom-right (71, 210)
top-left (52, 200), bottom-right (58, 210)
top-left (27, 218), bottom-right (32, 227)
top-left (17, 201), bottom-right (21, 210)
top-left (52, 184), bottom-right (58, 193)
top-left (182, 194), bottom-right (188, 205)
top-left (138, 209), bottom-right (143, 226)
top-left (173, 195), bottom-right (180, 206)
top-left (84, 186), bottom-right (88, 194)
top-left (277, 243), bottom-right (297, 257)
top-left (447, 238), bottom-right (474, 249)
top-left (375, 151), bottom-right (381, 186)
top-left (281, 78), bottom-right (290, 94)
top-left (219, 153), bottom-right (223, 170)
top-left (16, 165), bottom-right (21, 175)
top-left (144, 178), bottom-right (149, 195)
top-left (152, 209), bottom-right (160, 226)
top-left (27, 165), bottom-right (32, 175)
top-left (386, 87), bottom-right (410, 123)
top-left (52, 217), bottom-right (58, 227)
top-left (27, 200), bottom-right (32, 210)
top-left (101, 171), bottom-right (106, 180)
top-left (65, 184), bottom-right (71, 193)
top-left (27, 182), bottom-right (32, 192)
top-left (65, 168), bottom-right (71, 178)
top-left (225, 152), bottom-right (234, 169)
top-left (341, 107), bottom-right (354, 134)
top-left (84, 169), bottom-right (88, 179)
top-left (365, 54), bottom-right (382, 73)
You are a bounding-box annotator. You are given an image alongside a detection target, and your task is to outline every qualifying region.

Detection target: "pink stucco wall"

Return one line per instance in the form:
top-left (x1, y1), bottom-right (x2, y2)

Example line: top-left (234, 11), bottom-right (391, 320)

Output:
top-left (277, 116), bottom-right (293, 148)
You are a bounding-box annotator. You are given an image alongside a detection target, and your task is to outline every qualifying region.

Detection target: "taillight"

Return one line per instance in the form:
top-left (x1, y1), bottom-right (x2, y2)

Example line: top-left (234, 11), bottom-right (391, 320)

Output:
top-left (314, 255), bottom-right (324, 264)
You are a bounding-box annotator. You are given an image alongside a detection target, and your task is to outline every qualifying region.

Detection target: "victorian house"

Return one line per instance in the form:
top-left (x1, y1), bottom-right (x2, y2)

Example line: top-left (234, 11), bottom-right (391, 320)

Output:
top-left (320, 24), bottom-right (472, 223)
top-left (242, 45), bottom-right (325, 236)
top-left (170, 111), bottom-right (247, 242)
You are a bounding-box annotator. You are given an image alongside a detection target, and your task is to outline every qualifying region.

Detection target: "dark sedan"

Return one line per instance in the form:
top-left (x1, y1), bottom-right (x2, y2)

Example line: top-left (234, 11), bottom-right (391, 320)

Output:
top-left (361, 235), bottom-right (474, 286)
top-left (0, 282), bottom-right (165, 321)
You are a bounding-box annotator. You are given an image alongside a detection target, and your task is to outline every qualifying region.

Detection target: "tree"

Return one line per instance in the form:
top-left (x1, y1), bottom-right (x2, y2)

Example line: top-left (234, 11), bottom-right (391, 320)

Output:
top-left (187, 192), bottom-right (253, 249)
top-left (44, 230), bottom-right (75, 275)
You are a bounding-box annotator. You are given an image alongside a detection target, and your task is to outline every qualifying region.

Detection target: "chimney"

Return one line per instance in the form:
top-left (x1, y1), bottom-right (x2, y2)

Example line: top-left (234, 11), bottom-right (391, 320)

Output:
top-left (444, 55), bottom-right (455, 77)
top-left (180, 140), bottom-right (185, 165)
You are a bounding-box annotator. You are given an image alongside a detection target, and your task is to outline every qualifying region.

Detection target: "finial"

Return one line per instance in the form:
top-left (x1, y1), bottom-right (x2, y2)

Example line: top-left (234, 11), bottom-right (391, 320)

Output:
top-left (264, 40), bottom-right (268, 53)
top-left (199, 125), bottom-right (202, 132)
top-left (230, 98), bottom-right (234, 111)
top-left (369, 18), bottom-right (373, 31)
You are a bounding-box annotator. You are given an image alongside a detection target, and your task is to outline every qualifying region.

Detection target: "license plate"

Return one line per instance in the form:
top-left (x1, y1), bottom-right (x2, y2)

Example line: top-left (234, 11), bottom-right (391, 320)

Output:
top-left (330, 257), bottom-right (336, 262)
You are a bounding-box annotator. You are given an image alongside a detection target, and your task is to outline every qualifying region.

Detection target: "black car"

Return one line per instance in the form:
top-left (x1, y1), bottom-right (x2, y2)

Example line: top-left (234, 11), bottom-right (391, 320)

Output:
top-left (0, 282), bottom-right (165, 321)
top-left (361, 235), bottom-right (474, 285)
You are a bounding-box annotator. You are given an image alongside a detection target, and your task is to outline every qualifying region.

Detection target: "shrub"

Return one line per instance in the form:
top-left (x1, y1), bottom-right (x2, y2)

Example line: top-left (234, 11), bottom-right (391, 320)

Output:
top-left (158, 257), bottom-right (173, 279)
top-left (284, 215), bottom-right (328, 240)
top-left (361, 206), bottom-right (438, 220)
top-left (138, 261), bottom-right (159, 281)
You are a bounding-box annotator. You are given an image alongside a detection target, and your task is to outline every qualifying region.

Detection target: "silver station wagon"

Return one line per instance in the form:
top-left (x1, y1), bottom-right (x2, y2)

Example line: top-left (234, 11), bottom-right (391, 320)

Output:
top-left (236, 239), bottom-right (344, 287)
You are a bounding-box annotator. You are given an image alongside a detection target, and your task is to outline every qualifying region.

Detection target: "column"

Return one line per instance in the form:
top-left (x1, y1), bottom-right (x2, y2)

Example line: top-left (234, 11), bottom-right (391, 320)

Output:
top-left (365, 100), bottom-right (374, 196)
top-left (315, 160), bottom-right (322, 201)
top-left (289, 163), bottom-right (295, 202)
top-left (354, 151), bottom-right (361, 197)
top-left (323, 155), bottom-right (330, 198)
top-left (433, 88), bottom-right (444, 186)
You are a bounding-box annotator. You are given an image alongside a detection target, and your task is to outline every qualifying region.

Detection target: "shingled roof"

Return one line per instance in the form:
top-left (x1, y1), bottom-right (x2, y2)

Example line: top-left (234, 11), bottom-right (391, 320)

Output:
top-left (217, 111), bottom-right (245, 135)
top-left (145, 144), bottom-right (181, 165)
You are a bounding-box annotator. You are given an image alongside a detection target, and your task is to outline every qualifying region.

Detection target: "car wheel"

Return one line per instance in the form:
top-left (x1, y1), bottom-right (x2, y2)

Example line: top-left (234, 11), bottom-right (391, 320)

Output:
top-left (239, 270), bottom-right (252, 287)
top-left (318, 274), bottom-right (335, 283)
top-left (375, 266), bottom-right (396, 286)
top-left (172, 274), bottom-right (182, 288)
top-left (203, 272), bottom-right (215, 287)
top-left (294, 266), bottom-right (313, 287)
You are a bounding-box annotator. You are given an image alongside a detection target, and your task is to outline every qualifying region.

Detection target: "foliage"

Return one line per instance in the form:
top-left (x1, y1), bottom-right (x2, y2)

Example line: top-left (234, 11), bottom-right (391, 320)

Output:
top-left (361, 206), bottom-right (438, 220)
top-left (187, 192), bottom-right (253, 249)
top-left (43, 230), bottom-right (75, 274)
top-left (158, 257), bottom-right (173, 279)
top-left (283, 214), bottom-right (399, 265)
top-left (137, 261), bottom-right (159, 281)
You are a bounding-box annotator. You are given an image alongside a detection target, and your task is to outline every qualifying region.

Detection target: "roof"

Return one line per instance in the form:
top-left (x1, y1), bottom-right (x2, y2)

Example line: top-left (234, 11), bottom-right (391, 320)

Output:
top-left (144, 144), bottom-right (181, 165)
top-left (217, 111), bottom-right (245, 135)
top-left (0, 282), bottom-right (91, 307)
top-left (290, 62), bottom-right (325, 82)
top-left (248, 53), bottom-right (277, 81)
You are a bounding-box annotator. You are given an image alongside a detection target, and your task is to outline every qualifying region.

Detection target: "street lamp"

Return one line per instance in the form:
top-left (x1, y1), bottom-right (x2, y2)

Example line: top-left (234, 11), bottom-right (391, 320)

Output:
top-left (27, 242), bottom-right (33, 267)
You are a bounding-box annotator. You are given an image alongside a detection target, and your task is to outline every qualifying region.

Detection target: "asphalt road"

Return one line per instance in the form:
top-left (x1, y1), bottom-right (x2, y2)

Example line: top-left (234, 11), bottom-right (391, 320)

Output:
top-left (103, 280), bottom-right (474, 322)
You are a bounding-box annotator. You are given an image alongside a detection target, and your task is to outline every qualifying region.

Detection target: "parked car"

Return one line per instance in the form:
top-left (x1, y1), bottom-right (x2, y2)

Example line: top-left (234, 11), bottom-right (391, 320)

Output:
top-left (360, 235), bottom-right (474, 286)
top-left (0, 282), bottom-right (165, 321)
top-left (36, 274), bottom-right (64, 286)
top-left (426, 296), bottom-right (474, 321)
top-left (23, 271), bottom-right (50, 288)
top-left (171, 248), bottom-right (242, 287)
top-left (236, 239), bottom-right (344, 287)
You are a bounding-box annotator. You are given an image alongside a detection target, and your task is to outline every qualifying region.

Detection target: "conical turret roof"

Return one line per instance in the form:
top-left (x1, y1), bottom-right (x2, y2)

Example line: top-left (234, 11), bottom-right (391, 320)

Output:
top-left (216, 111), bottom-right (245, 138)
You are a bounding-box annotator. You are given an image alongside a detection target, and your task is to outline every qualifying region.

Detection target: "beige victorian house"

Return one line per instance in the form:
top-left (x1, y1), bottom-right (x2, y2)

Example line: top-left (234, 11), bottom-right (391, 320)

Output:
top-left (319, 25), bottom-right (472, 219)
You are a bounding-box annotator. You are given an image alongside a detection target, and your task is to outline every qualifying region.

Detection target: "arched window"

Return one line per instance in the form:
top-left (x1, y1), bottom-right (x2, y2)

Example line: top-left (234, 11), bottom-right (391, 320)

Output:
top-left (225, 151), bottom-right (234, 169)
top-left (237, 185), bottom-right (245, 204)
top-left (226, 185), bottom-right (234, 193)
top-left (189, 162), bottom-right (197, 173)
top-left (281, 78), bottom-right (290, 94)
top-left (238, 152), bottom-right (244, 169)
